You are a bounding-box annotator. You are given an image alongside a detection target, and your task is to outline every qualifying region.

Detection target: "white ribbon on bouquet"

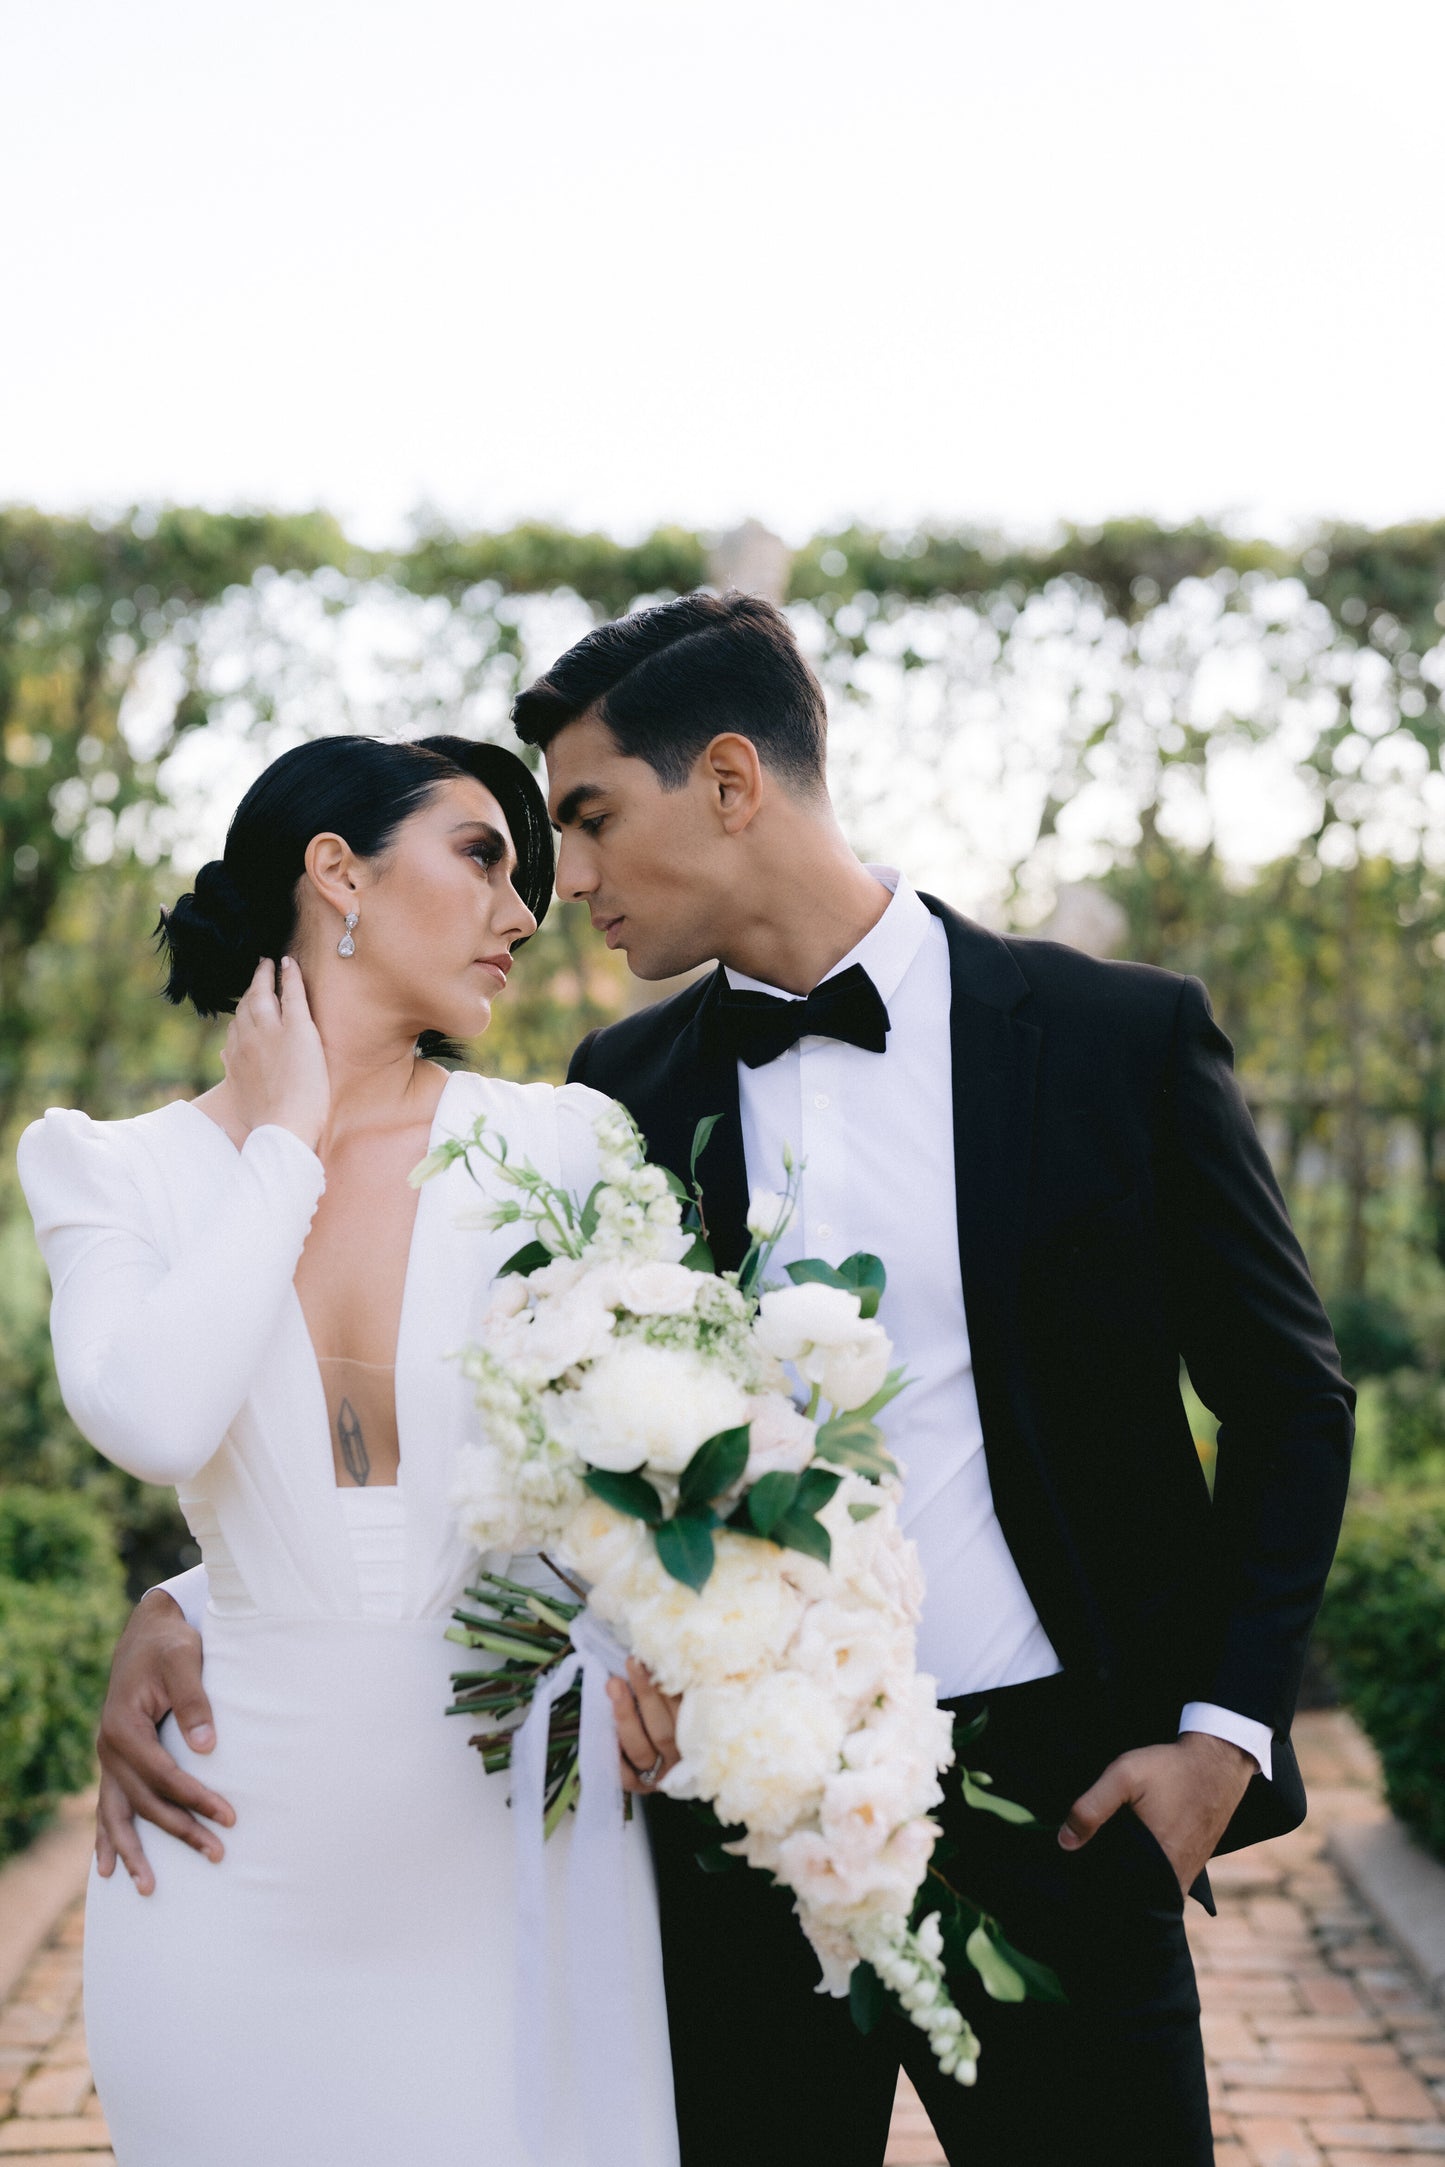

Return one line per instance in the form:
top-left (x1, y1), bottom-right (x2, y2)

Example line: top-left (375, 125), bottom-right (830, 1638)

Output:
top-left (511, 1606), bottom-right (649, 2167)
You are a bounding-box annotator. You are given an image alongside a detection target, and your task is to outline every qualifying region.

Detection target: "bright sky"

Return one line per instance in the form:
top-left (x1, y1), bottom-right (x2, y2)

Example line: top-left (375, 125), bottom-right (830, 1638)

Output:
top-left (5, 0), bottom-right (1443, 547)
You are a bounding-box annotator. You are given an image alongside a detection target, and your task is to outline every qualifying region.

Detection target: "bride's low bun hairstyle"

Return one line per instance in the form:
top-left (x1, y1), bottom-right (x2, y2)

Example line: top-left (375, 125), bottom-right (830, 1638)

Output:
top-left (159, 860), bottom-right (261, 1017)
top-left (157, 735), bottom-right (554, 1020)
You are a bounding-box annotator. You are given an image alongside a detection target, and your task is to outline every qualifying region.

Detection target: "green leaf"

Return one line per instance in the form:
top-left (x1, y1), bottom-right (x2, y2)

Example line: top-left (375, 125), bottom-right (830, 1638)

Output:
top-left (498, 1238), bottom-right (553, 1279)
top-left (582, 1468), bottom-right (664, 1525)
top-left (813, 1413), bottom-right (897, 1481)
top-left (785, 1257), bottom-right (850, 1292)
top-left (849, 1958), bottom-right (887, 2036)
top-left (694, 1842), bottom-right (740, 1875)
top-left (965, 1922), bottom-right (1027, 2002)
top-left (745, 1470), bottom-right (801, 1537)
top-left (952, 1708), bottom-right (989, 1751)
top-left (771, 1508), bottom-right (832, 1567)
top-left (960, 1771), bottom-right (1040, 1826)
top-left (689, 1114), bottom-right (723, 1181)
top-left (988, 1931), bottom-right (1067, 2004)
top-left (679, 1426), bottom-right (751, 1512)
top-left (835, 1252), bottom-right (887, 1318)
top-left (847, 1501), bottom-right (881, 1522)
top-left (662, 1167), bottom-right (691, 1202)
top-left (578, 1183), bottom-right (604, 1241)
top-left (794, 1465), bottom-right (843, 1515)
top-left (853, 1367), bottom-right (910, 1421)
top-left (654, 1513), bottom-right (717, 1591)
top-left (680, 1235), bottom-right (716, 1273)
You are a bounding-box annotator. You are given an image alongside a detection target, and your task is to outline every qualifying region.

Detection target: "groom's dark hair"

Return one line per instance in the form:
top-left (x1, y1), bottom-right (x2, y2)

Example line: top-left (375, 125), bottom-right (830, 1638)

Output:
top-left (512, 591), bottom-right (828, 793)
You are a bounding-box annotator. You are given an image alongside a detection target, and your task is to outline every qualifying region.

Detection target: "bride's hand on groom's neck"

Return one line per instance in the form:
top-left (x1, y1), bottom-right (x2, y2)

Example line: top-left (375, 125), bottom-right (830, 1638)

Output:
top-left (1058, 1732), bottom-right (1257, 1898)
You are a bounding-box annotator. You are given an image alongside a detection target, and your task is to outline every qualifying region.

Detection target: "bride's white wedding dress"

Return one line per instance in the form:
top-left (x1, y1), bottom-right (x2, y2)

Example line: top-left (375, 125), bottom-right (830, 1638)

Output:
top-left (18, 1072), bottom-right (679, 2167)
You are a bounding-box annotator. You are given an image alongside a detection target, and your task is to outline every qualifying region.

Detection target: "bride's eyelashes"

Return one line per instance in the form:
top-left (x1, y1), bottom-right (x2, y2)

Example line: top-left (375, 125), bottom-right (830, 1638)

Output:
top-left (579, 814), bottom-right (607, 838)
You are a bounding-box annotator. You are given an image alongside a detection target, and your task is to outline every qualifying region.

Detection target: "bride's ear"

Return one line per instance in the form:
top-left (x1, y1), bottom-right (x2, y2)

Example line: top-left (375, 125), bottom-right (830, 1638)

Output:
top-left (302, 832), bottom-right (361, 923)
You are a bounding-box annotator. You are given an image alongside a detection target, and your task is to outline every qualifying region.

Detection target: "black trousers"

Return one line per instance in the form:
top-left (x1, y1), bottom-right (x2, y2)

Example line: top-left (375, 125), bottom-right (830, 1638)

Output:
top-left (645, 1671), bottom-right (1213, 2167)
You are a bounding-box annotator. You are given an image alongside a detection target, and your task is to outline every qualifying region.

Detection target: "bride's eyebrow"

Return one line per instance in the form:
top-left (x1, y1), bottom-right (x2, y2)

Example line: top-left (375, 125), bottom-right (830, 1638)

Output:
top-left (451, 819), bottom-right (516, 872)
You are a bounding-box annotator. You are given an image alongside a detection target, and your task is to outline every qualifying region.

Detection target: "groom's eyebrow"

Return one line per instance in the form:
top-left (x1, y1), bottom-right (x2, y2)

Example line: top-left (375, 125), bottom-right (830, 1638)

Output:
top-left (553, 785), bottom-right (604, 830)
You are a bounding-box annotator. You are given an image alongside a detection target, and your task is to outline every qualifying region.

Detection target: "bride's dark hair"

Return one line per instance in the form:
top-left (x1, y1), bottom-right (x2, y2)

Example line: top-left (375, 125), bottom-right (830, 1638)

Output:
top-left (158, 734), bottom-right (553, 1019)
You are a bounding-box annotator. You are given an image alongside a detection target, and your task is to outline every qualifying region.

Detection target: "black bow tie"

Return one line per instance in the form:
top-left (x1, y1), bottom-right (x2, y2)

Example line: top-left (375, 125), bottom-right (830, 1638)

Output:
top-left (710, 963), bottom-right (891, 1069)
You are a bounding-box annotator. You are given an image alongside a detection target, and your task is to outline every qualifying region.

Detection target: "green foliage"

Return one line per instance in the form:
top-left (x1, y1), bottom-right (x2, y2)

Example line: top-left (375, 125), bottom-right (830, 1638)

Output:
top-left (0, 1486), bottom-right (127, 1860)
top-left (1316, 1489), bottom-right (1445, 1860)
top-left (1332, 1295), bottom-right (1420, 1381)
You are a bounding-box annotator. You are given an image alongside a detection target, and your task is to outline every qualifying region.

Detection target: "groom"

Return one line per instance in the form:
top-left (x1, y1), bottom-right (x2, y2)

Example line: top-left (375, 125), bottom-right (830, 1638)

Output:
top-left (509, 591), bottom-right (1353, 2163)
top-left (97, 592), bottom-right (1352, 2163)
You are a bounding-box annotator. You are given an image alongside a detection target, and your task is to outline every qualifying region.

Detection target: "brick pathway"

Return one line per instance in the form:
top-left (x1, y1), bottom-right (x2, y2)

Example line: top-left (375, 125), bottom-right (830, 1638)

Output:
top-left (2, 1713), bottom-right (1443, 2164)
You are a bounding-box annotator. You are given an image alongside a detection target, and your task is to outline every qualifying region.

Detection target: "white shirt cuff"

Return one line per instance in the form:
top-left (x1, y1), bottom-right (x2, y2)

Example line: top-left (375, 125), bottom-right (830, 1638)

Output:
top-left (150, 1563), bottom-right (209, 1634)
top-left (1178, 1701), bottom-right (1272, 1783)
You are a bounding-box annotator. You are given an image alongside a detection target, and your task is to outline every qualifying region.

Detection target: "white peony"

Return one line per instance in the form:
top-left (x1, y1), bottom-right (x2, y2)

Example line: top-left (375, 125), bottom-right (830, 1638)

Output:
top-left (777, 1814), bottom-right (936, 1920)
top-left (743, 1393), bottom-right (816, 1482)
top-left (787, 1598), bottom-right (916, 1716)
top-left (558, 1494), bottom-right (649, 1585)
top-left (559, 1342), bottom-right (749, 1475)
top-left (589, 1531), bottom-right (804, 1694)
top-left (664, 1669), bottom-right (848, 1835)
top-left (754, 1281), bottom-right (864, 1360)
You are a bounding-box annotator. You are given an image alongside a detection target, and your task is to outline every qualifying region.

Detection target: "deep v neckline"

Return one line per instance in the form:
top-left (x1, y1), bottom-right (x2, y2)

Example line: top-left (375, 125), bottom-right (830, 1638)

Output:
top-left (176, 1072), bottom-right (464, 1491)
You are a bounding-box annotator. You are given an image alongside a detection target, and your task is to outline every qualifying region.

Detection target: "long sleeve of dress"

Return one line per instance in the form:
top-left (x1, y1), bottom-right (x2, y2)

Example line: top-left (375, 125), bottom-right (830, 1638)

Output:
top-left (18, 1109), bottom-right (326, 1487)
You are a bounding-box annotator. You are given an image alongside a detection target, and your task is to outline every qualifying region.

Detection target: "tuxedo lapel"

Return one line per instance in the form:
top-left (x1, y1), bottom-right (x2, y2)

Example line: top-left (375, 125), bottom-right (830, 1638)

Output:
top-left (920, 896), bottom-right (1039, 1364)
top-left (638, 968), bottom-right (751, 1273)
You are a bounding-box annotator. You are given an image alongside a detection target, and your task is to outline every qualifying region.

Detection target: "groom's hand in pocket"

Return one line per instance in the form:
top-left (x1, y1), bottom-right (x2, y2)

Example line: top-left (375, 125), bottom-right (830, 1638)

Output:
top-left (608, 1659), bottom-right (682, 1795)
top-left (95, 1591), bottom-right (235, 1895)
top-left (1059, 1732), bottom-right (1256, 1896)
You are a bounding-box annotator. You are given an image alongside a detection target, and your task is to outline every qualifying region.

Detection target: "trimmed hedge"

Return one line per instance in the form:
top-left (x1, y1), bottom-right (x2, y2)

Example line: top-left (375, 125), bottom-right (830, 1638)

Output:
top-left (0, 1486), bottom-right (127, 1860)
top-left (1315, 1488), bottom-right (1445, 1862)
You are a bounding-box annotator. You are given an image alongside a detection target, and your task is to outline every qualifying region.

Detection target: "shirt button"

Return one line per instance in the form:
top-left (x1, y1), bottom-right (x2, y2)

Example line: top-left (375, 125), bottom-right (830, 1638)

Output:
top-left (813, 1093), bottom-right (830, 1110)
top-left (816, 1222), bottom-right (832, 1240)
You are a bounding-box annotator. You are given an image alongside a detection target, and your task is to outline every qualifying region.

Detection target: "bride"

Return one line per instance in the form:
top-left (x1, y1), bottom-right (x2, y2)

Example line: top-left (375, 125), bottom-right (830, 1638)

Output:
top-left (17, 734), bottom-right (680, 2167)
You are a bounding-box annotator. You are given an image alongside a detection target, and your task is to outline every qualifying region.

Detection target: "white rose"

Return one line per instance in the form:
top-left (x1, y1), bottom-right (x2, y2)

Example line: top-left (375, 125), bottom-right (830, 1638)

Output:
top-left (559, 1343), bottom-right (749, 1476)
top-left (663, 1669), bottom-right (847, 1835)
top-left (508, 1288), bottom-right (617, 1385)
top-left (614, 1260), bottom-right (702, 1317)
top-left (816, 1321), bottom-right (891, 1412)
top-left (527, 1257), bottom-right (591, 1300)
top-left (743, 1393), bottom-right (816, 1482)
top-left (754, 1282), bottom-right (863, 1361)
top-left (746, 1188), bottom-right (796, 1243)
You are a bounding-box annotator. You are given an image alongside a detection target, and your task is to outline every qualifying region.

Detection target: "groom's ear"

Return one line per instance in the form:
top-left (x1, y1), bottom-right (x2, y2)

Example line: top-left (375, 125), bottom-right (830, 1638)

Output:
top-left (702, 734), bottom-right (765, 836)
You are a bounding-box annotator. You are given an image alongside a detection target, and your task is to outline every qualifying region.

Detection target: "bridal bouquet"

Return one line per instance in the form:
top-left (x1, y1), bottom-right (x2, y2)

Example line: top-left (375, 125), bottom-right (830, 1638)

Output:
top-left (417, 1102), bottom-right (1059, 2086)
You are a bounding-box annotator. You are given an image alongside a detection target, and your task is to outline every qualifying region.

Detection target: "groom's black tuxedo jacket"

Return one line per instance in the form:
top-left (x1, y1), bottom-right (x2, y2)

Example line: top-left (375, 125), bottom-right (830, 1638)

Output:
top-left (568, 895), bottom-right (1355, 1854)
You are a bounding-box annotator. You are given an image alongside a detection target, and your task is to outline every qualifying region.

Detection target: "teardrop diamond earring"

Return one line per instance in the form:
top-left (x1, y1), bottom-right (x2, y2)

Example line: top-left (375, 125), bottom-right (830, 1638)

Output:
top-left (337, 911), bottom-right (358, 959)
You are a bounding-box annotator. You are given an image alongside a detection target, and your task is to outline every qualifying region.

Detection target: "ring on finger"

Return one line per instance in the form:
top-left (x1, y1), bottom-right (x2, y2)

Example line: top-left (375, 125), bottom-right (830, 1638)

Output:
top-left (637, 1751), bottom-right (665, 1788)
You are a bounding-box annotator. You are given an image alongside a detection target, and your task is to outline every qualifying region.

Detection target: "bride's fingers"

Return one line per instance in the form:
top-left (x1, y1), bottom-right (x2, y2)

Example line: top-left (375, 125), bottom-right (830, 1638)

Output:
top-left (608, 1677), bottom-right (662, 1793)
top-left (627, 1658), bottom-right (679, 1763)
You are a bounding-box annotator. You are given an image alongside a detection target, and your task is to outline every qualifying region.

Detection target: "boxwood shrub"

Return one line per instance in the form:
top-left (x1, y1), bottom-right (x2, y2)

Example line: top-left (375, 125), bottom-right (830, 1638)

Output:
top-left (1315, 1487), bottom-right (1445, 1862)
top-left (0, 1486), bottom-right (127, 1860)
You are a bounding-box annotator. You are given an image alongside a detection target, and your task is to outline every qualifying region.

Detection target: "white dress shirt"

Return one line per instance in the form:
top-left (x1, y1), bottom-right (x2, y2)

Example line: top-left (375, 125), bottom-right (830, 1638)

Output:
top-left (727, 868), bottom-right (1272, 1780)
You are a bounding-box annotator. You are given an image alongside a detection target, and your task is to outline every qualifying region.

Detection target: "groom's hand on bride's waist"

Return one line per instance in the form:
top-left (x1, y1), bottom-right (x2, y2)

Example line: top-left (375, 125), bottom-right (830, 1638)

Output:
top-left (95, 1590), bottom-right (235, 1897)
top-left (1058, 1732), bottom-right (1257, 1898)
